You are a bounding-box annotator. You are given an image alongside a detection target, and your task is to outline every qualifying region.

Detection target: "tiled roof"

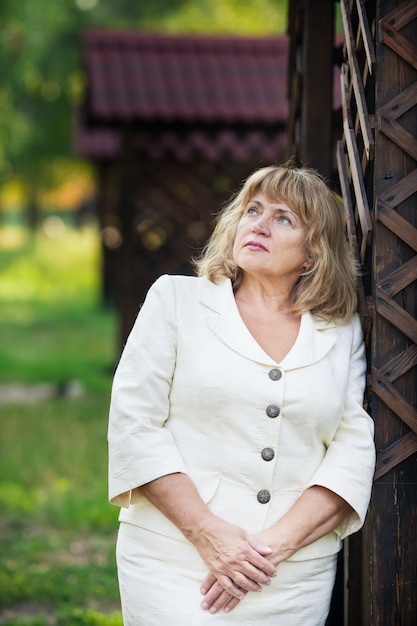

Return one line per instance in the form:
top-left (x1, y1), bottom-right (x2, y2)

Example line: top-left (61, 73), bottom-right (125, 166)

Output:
top-left (82, 31), bottom-right (289, 124)
top-left (77, 31), bottom-right (342, 162)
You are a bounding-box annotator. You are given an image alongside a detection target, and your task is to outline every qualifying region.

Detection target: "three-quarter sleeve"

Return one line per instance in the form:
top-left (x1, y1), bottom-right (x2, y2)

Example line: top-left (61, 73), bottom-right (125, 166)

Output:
top-left (305, 315), bottom-right (375, 538)
top-left (108, 275), bottom-right (187, 508)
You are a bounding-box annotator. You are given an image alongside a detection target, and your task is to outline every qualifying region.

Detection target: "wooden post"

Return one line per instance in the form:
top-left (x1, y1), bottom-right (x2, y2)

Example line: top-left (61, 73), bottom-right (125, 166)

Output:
top-left (118, 125), bottom-right (141, 349)
top-left (96, 161), bottom-right (120, 308)
top-left (300, 0), bottom-right (335, 178)
top-left (368, 1), bottom-right (417, 623)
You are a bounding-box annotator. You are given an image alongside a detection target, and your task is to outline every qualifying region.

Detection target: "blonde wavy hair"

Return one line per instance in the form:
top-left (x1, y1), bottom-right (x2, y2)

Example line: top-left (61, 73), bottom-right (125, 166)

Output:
top-left (194, 162), bottom-right (358, 323)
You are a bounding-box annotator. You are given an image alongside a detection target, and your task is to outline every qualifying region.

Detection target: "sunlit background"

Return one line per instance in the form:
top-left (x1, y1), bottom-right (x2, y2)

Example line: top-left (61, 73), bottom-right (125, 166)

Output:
top-left (0, 1), bottom-right (288, 624)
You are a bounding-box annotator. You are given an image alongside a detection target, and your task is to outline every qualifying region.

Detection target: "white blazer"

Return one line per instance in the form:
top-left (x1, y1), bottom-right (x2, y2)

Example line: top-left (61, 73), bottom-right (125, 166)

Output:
top-left (108, 275), bottom-right (375, 561)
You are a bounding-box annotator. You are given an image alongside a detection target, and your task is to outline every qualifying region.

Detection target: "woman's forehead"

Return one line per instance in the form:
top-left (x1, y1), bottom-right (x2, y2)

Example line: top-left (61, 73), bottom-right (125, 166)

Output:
top-left (245, 187), bottom-right (297, 210)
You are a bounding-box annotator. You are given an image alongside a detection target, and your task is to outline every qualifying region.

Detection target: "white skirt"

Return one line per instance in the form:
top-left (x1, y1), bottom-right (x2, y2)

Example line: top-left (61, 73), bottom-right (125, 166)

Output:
top-left (116, 522), bottom-right (337, 626)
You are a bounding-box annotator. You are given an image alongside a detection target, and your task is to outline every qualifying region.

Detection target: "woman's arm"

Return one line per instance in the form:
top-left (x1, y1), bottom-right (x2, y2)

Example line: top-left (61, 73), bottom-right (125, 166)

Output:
top-left (201, 485), bottom-right (351, 614)
top-left (255, 485), bottom-right (352, 562)
top-left (139, 472), bottom-right (277, 600)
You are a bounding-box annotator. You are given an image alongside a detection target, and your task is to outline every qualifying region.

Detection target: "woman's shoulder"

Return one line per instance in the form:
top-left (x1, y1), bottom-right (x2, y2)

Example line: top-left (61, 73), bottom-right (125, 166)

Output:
top-left (147, 274), bottom-right (214, 303)
top-left (151, 273), bottom-right (205, 291)
top-left (149, 274), bottom-right (231, 315)
top-left (312, 312), bottom-right (364, 346)
top-left (152, 273), bottom-right (228, 291)
top-left (313, 311), bottom-right (362, 331)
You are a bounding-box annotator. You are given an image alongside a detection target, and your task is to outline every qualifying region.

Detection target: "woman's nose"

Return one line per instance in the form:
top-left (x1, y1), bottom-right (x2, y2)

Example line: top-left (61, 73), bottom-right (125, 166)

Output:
top-left (252, 215), bottom-right (270, 235)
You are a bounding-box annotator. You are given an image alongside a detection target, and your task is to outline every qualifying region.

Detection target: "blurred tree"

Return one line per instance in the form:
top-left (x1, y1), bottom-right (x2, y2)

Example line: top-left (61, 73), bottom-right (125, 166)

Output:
top-left (0, 0), bottom-right (287, 227)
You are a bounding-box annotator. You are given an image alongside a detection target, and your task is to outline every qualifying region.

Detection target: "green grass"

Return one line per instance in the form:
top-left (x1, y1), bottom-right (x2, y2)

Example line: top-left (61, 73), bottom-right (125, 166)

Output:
top-left (0, 222), bottom-right (122, 625)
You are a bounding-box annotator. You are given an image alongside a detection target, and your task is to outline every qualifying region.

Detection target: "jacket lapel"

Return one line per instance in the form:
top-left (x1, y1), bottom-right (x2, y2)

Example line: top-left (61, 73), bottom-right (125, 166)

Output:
top-left (280, 313), bottom-right (337, 370)
top-left (198, 277), bottom-right (337, 369)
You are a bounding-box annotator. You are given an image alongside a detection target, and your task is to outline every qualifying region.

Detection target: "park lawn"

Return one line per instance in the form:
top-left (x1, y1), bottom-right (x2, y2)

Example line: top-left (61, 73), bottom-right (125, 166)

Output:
top-left (0, 223), bottom-right (123, 625)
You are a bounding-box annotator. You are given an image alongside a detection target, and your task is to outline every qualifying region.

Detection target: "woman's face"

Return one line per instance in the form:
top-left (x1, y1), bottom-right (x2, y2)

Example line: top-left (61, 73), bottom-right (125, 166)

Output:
top-left (232, 192), bottom-right (308, 287)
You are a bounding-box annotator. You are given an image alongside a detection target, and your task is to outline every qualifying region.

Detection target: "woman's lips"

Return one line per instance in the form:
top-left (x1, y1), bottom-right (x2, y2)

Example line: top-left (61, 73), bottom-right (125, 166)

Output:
top-left (245, 240), bottom-right (268, 251)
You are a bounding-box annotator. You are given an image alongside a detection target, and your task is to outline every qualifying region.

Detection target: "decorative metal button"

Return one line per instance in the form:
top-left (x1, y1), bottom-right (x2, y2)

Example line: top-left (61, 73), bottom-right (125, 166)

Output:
top-left (257, 490), bottom-right (271, 504)
top-left (266, 404), bottom-right (280, 418)
top-left (268, 368), bottom-right (282, 381)
top-left (261, 447), bottom-right (275, 461)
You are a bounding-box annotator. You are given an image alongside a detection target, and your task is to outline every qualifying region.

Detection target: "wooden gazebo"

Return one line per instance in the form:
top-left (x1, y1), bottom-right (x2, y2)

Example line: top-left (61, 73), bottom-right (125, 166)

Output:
top-left (76, 32), bottom-right (290, 344)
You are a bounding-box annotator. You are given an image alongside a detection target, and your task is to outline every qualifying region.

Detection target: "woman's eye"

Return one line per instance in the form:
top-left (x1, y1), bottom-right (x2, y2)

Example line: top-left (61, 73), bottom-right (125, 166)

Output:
top-left (246, 207), bottom-right (258, 215)
top-left (277, 215), bottom-right (291, 224)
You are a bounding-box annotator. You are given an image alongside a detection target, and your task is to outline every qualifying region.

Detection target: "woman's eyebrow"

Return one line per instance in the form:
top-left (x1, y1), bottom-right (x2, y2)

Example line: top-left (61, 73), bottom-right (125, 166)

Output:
top-left (273, 207), bottom-right (298, 218)
top-left (248, 199), bottom-right (299, 220)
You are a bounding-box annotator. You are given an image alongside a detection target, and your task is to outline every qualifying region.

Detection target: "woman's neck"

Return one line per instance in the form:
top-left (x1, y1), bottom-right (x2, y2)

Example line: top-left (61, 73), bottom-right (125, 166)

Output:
top-left (234, 275), bottom-right (295, 316)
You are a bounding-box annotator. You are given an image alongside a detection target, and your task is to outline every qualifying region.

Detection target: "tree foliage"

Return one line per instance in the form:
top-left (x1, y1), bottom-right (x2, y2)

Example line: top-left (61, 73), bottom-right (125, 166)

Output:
top-left (0, 0), bottom-right (288, 209)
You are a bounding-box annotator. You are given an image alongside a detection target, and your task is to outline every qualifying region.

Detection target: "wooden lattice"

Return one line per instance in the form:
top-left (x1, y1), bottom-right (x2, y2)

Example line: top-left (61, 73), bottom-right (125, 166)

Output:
top-left (107, 146), bottom-right (269, 345)
top-left (337, 2), bottom-right (417, 623)
top-left (372, 0), bottom-right (417, 480)
top-left (337, 0), bottom-right (375, 335)
top-left (337, 0), bottom-right (417, 478)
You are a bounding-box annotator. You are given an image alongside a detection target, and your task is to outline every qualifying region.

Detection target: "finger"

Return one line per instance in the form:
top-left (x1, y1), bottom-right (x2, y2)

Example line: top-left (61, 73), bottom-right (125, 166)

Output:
top-left (247, 535), bottom-right (273, 556)
top-left (202, 591), bottom-right (231, 614)
top-left (201, 581), bottom-right (225, 611)
top-left (203, 588), bottom-right (239, 615)
top-left (217, 575), bottom-right (247, 599)
top-left (201, 568), bottom-right (259, 600)
top-left (246, 549), bottom-right (277, 578)
top-left (230, 570), bottom-right (263, 593)
top-left (200, 572), bottom-right (217, 595)
top-left (224, 591), bottom-right (247, 613)
top-left (240, 560), bottom-right (274, 586)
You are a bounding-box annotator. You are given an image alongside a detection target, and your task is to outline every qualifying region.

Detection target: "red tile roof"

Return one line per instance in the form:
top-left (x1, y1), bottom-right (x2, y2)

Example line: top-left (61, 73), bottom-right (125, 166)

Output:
top-left (77, 31), bottom-right (342, 162)
top-left (82, 31), bottom-right (289, 124)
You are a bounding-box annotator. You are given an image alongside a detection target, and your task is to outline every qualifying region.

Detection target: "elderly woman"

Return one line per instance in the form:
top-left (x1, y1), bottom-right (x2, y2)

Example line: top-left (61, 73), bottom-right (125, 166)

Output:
top-left (108, 163), bottom-right (375, 625)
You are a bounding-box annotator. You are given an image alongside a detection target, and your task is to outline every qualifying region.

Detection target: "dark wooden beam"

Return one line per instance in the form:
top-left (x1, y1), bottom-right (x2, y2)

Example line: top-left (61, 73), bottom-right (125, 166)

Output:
top-left (369, 1), bottom-right (417, 624)
top-left (300, 0), bottom-right (335, 178)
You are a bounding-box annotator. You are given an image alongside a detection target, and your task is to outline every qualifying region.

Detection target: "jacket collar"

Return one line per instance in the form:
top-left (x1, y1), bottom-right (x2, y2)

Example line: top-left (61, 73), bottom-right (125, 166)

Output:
top-left (198, 276), bottom-right (337, 370)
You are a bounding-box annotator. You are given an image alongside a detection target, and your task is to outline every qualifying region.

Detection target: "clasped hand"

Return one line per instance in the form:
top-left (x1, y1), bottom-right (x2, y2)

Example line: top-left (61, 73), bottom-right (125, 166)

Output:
top-left (192, 517), bottom-right (276, 614)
